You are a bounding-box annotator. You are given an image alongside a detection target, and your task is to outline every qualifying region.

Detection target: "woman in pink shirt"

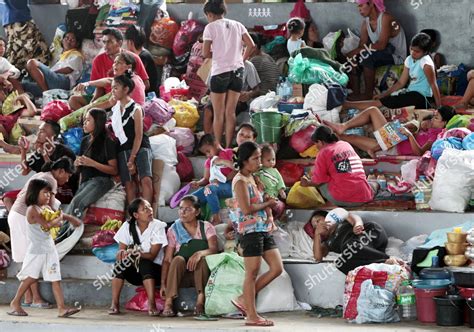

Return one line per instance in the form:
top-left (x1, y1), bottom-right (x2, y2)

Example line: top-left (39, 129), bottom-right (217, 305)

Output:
top-left (202, 0), bottom-right (255, 148)
top-left (301, 126), bottom-right (375, 207)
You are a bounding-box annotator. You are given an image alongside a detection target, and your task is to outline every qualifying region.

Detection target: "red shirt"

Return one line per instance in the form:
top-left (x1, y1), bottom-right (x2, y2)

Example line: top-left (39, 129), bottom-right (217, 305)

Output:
top-left (90, 51), bottom-right (149, 93)
top-left (311, 141), bottom-right (373, 203)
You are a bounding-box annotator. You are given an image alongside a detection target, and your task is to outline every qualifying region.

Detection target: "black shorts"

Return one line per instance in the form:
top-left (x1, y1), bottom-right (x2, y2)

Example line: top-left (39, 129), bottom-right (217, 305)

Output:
top-left (113, 258), bottom-right (161, 286)
top-left (210, 67), bottom-right (244, 94)
top-left (380, 91), bottom-right (434, 109)
top-left (240, 232), bottom-right (277, 257)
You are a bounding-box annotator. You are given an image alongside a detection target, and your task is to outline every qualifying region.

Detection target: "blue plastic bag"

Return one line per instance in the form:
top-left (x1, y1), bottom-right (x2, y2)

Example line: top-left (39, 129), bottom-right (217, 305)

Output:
top-left (431, 137), bottom-right (463, 160)
top-left (463, 133), bottom-right (474, 150)
top-left (62, 127), bottom-right (83, 155)
top-left (92, 243), bottom-right (118, 264)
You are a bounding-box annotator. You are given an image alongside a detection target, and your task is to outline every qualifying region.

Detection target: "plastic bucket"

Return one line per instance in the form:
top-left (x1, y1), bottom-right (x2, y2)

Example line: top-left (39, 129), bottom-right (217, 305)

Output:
top-left (458, 287), bottom-right (474, 323)
top-left (414, 287), bottom-right (447, 323)
top-left (467, 298), bottom-right (474, 328)
top-left (251, 111), bottom-right (283, 144)
top-left (434, 295), bottom-right (465, 326)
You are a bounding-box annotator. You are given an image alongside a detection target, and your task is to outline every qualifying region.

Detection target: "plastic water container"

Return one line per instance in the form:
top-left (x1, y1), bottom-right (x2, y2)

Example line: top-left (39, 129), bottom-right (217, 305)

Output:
top-left (376, 169), bottom-right (387, 190)
top-left (414, 175), bottom-right (432, 210)
top-left (397, 280), bottom-right (417, 321)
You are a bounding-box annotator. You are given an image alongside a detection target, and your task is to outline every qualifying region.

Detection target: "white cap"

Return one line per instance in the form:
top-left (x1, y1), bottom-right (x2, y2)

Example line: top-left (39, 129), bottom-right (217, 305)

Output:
top-left (325, 208), bottom-right (349, 224)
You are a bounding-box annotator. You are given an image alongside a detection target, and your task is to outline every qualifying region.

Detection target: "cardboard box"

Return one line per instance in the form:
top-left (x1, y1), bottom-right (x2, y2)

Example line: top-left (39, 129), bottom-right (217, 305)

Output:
top-left (292, 84), bottom-right (304, 98)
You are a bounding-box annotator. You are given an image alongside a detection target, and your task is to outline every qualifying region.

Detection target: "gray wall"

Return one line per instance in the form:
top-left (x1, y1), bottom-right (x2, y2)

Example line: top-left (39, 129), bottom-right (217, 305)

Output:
top-left (0, 0), bottom-right (472, 66)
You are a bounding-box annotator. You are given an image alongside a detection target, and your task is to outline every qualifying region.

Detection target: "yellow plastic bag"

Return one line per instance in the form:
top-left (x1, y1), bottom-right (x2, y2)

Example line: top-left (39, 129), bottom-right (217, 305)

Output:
top-left (169, 99), bottom-right (199, 129)
top-left (299, 144), bottom-right (319, 158)
top-left (2, 91), bottom-right (23, 115)
top-left (286, 181), bottom-right (325, 209)
top-left (8, 122), bottom-right (24, 145)
top-left (59, 93), bottom-right (111, 132)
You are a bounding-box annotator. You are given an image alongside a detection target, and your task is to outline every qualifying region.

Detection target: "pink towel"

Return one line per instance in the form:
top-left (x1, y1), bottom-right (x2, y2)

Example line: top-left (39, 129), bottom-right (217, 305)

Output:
top-left (356, 0), bottom-right (386, 12)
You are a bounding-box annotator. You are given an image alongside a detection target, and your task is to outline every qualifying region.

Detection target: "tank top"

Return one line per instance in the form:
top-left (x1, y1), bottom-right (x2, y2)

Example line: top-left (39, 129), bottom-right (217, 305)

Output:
top-left (365, 13), bottom-right (407, 65)
top-left (118, 100), bottom-right (151, 152)
top-left (27, 206), bottom-right (56, 254)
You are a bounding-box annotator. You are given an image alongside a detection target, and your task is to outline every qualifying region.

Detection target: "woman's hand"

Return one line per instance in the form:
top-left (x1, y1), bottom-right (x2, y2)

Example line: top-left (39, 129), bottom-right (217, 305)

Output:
top-left (353, 224), bottom-right (365, 235)
top-left (116, 249), bottom-right (128, 261)
top-left (159, 286), bottom-right (166, 299)
top-left (187, 251), bottom-right (203, 272)
top-left (300, 175), bottom-right (311, 187)
top-left (76, 156), bottom-right (96, 167)
top-left (127, 160), bottom-right (136, 175)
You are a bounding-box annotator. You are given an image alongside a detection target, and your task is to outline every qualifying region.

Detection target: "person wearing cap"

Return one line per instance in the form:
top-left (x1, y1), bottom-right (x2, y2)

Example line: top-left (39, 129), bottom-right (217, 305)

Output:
top-left (307, 208), bottom-right (392, 274)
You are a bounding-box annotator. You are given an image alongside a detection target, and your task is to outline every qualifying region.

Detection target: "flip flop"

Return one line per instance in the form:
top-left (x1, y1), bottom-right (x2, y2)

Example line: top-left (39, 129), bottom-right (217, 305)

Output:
top-left (58, 308), bottom-right (81, 318)
top-left (193, 303), bottom-right (204, 316)
top-left (7, 310), bottom-right (28, 317)
top-left (193, 314), bottom-right (219, 321)
top-left (161, 308), bottom-right (176, 317)
top-left (221, 312), bottom-right (245, 320)
top-left (20, 302), bottom-right (31, 308)
top-left (148, 310), bottom-right (160, 317)
top-left (245, 318), bottom-right (274, 327)
top-left (108, 307), bottom-right (121, 315)
top-left (30, 302), bottom-right (52, 309)
top-left (230, 299), bottom-right (247, 317)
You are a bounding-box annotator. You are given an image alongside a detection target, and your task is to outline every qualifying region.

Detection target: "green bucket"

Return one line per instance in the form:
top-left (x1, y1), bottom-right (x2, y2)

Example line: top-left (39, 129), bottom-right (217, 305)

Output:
top-left (251, 111), bottom-right (283, 144)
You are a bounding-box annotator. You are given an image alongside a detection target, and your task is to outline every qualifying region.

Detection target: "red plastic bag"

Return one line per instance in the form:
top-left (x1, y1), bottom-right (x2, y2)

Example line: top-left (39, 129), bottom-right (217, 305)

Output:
top-left (176, 151), bottom-right (194, 183)
top-left (150, 17), bottom-right (180, 50)
top-left (173, 13), bottom-right (205, 57)
top-left (277, 161), bottom-right (304, 187)
top-left (185, 41), bottom-right (208, 100)
top-left (41, 100), bottom-right (72, 122)
top-left (91, 230), bottom-right (116, 248)
top-left (290, 0), bottom-right (311, 20)
top-left (125, 287), bottom-right (165, 312)
top-left (83, 207), bottom-right (125, 226)
top-left (144, 97), bottom-right (175, 126)
top-left (290, 125), bottom-right (316, 153)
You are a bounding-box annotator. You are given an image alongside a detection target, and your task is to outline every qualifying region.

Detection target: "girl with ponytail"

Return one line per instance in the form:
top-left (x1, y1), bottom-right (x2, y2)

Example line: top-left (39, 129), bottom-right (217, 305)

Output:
top-left (110, 198), bottom-right (167, 316)
top-left (300, 125), bottom-right (375, 207)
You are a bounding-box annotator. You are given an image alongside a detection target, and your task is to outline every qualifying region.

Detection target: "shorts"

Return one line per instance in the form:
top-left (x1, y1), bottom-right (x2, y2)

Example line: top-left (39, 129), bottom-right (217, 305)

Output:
top-left (210, 67), bottom-right (244, 94)
top-left (240, 232), bottom-right (277, 257)
top-left (360, 44), bottom-right (395, 69)
top-left (22, 63), bottom-right (71, 97)
top-left (113, 258), bottom-right (161, 286)
top-left (381, 91), bottom-right (434, 109)
top-left (17, 250), bottom-right (61, 282)
top-left (118, 148), bottom-right (153, 184)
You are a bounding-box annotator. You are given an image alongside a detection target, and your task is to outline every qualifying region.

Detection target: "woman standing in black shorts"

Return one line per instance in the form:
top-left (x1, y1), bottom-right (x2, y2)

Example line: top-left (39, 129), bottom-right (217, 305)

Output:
top-left (230, 142), bottom-right (283, 327)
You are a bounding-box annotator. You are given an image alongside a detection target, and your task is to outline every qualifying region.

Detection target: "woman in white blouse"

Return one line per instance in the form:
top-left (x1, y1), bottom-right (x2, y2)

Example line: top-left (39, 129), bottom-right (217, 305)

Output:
top-left (109, 198), bottom-right (167, 316)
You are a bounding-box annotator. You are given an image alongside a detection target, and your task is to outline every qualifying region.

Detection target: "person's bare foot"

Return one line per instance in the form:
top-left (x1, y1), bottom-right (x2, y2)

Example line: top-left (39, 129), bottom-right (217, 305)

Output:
top-left (322, 120), bottom-right (346, 135)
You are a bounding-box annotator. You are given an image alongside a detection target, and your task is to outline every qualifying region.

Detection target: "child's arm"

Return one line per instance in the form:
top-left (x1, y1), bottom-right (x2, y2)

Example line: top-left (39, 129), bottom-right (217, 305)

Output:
top-left (26, 206), bottom-right (56, 230)
top-left (190, 167), bottom-right (210, 189)
top-left (399, 127), bottom-right (431, 156)
top-left (279, 188), bottom-right (287, 200)
top-left (424, 64), bottom-right (441, 108)
top-left (63, 213), bottom-right (82, 228)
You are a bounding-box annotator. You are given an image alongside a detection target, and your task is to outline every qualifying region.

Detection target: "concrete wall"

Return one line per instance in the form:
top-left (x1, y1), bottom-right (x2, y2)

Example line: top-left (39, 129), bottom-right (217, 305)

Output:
top-left (0, 0), bottom-right (472, 65)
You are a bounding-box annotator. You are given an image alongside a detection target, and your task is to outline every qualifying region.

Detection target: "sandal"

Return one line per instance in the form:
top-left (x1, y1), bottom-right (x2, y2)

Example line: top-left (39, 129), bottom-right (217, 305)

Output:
top-left (7, 310), bottom-right (28, 317)
top-left (30, 302), bottom-right (52, 309)
top-left (108, 307), bottom-right (121, 315)
top-left (231, 299), bottom-right (247, 317)
top-left (161, 308), bottom-right (176, 317)
top-left (148, 310), bottom-right (160, 317)
top-left (245, 318), bottom-right (274, 327)
top-left (58, 308), bottom-right (81, 318)
top-left (193, 303), bottom-right (204, 316)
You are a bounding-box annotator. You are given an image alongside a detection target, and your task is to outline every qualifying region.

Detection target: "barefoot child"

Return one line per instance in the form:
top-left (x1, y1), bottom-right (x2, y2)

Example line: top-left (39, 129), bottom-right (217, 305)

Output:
top-left (8, 179), bottom-right (81, 318)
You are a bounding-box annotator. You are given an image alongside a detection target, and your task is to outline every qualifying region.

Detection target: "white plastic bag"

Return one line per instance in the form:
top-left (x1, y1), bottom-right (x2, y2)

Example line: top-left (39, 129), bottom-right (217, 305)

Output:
top-left (341, 29), bottom-right (360, 55)
top-left (323, 31), bottom-right (340, 52)
top-left (401, 159), bottom-right (418, 185)
top-left (429, 149), bottom-right (474, 213)
top-left (355, 279), bottom-right (400, 324)
top-left (313, 106), bottom-right (341, 124)
top-left (272, 227), bottom-right (291, 258)
top-left (42, 89), bottom-right (70, 107)
top-left (249, 91), bottom-right (280, 111)
top-left (303, 83), bottom-right (328, 112)
top-left (159, 163), bottom-right (180, 206)
top-left (149, 134), bottom-right (178, 166)
top-left (256, 261), bottom-right (300, 313)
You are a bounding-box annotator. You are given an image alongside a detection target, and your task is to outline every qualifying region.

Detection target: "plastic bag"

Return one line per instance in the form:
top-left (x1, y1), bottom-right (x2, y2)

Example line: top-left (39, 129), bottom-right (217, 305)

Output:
top-left (288, 53), bottom-right (349, 86)
top-left (272, 227), bottom-right (290, 258)
top-left (249, 91), bottom-right (280, 111)
top-left (204, 252), bottom-right (245, 316)
top-left (168, 127), bottom-right (195, 155)
top-left (429, 149), bottom-right (474, 213)
top-left (159, 163), bottom-right (181, 206)
top-left (341, 29), bottom-right (360, 55)
top-left (401, 159), bottom-right (418, 184)
top-left (125, 287), bottom-right (165, 312)
top-left (440, 127), bottom-right (471, 140)
top-left (303, 83), bottom-right (328, 112)
top-left (286, 181), bottom-right (325, 209)
top-left (42, 89), bottom-right (70, 107)
top-left (91, 230), bottom-right (116, 248)
top-left (8, 122), bottom-right (24, 145)
top-left (185, 40), bottom-right (208, 100)
top-left (323, 30), bottom-right (343, 59)
top-left (92, 243), bottom-right (119, 264)
top-left (290, 125), bottom-right (316, 153)
top-left (176, 151), bottom-right (194, 182)
top-left (172, 12), bottom-right (205, 57)
top-left (62, 127), bottom-right (83, 155)
top-left (59, 93), bottom-right (110, 132)
top-left (431, 137), bottom-right (463, 160)
top-left (143, 97), bottom-right (174, 126)
top-left (276, 162), bottom-right (304, 187)
top-left (446, 114), bottom-right (474, 129)
top-left (169, 99), bottom-right (199, 129)
top-left (300, 144), bottom-right (319, 158)
top-left (355, 279), bottom-right (400, 324)
top-left (2, 91), bottom-right (23, 115)
top-left (41, 100), bottom-right (72, 122)
top-left (150, 17), bottom-right (180, 50)
top-left (83, 183), bottom-right (126, 225)
top-left (149, 134), bottom-right (178, 166)
top-left (463, 132), bottom-right (474, 150)
top-left (326, 83), bottom-right (348, 110)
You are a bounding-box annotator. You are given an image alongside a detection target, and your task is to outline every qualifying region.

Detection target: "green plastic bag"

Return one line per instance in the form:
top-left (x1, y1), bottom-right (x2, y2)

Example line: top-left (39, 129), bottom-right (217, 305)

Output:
top-left (288, 53), bottom-right (348, 86)
top-left (204, 252), bottom-right (245, 316)
top-left (59, 93), bottom-right (111, 132)
top-left (446, 114), bottom-right (474, 130)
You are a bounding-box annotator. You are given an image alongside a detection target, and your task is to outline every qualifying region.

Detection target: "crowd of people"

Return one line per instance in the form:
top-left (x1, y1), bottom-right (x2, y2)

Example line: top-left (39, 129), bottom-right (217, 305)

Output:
top-left (0, 0), bottom-right (471, 327)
